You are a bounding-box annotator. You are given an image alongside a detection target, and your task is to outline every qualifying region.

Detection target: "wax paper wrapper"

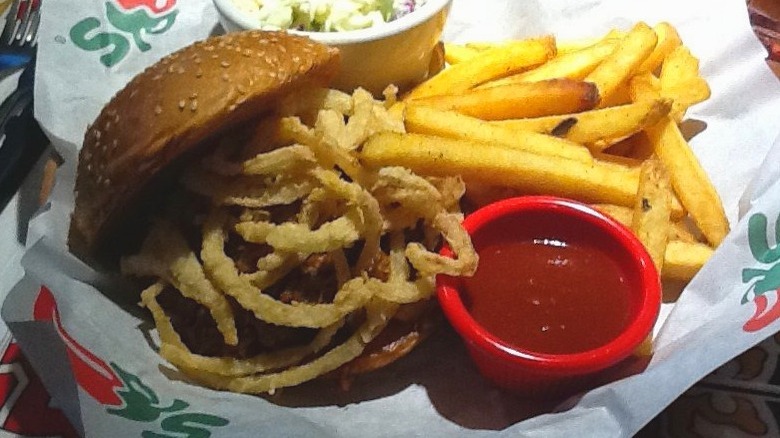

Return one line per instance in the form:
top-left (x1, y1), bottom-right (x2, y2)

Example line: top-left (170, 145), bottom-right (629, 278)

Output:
top-left (5, 0), bottom-right (780, 436)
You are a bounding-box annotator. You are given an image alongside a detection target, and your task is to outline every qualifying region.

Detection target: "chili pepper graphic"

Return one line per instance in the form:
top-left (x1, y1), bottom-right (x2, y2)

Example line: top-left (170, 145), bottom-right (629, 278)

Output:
top-left (742, 212), bottom-right (780, 332)
top-left (31, 287), bottom-right (230, 436)
top-left (116, 0), bottom-right (177, 14)
top-left (69, 0), bottom-right (179, 67)
top-left (743, 292), bottom-right (780, 332)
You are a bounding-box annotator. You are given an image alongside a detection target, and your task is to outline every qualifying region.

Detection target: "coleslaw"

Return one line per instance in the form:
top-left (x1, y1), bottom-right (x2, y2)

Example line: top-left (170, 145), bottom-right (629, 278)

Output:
top-left (230, 0), bottom-right (427, 32)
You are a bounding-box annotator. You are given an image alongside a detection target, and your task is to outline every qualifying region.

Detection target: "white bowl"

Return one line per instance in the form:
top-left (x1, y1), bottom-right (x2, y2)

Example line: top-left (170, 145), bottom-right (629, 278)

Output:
top-left (212, 0), bottom-right (452, 95)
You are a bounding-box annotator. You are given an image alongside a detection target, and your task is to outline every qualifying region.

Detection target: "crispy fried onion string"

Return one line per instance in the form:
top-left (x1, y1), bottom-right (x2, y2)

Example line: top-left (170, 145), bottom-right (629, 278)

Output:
top-left (123, 87), bottom-right (478, 394)
top-left (201, 209), bottom-right (374, 328)
top-left (121, 221), bottom-right (238, 346)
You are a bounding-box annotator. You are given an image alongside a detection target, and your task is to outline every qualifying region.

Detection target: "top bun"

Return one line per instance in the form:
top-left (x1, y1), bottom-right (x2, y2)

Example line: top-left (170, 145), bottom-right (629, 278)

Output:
top-left (69, 30), bottom-right (340, 262)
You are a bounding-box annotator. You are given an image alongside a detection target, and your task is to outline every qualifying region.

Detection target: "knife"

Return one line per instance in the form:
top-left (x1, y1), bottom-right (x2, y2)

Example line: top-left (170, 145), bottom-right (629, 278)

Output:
top-left (0, 57), bottom-right (47, 212)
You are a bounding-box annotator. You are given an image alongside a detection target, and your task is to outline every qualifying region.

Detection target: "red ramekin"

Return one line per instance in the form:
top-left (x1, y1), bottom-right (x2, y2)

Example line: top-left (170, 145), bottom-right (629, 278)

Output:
top-left (437, 196), bottom-right (661, 397)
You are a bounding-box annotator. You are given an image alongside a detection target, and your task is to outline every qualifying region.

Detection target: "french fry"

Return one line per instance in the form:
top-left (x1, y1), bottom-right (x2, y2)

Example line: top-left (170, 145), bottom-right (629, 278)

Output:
top-left (464, 41), bottom-right (501, 51)
top-left (643, 117), bottom-right (728, 246)
top-left (403, 105), bottom-right (594, 163)
top-left (491, 98), bottom-right (672, 151)
top-left (636, 22), bottom-right (683, 74)
top-left (591, 204), bottom-right (688, 239)
top-left (668, 219), bottom-right (699, 243)
top-left (406, 36), bottom-right (556, 100)
top-left (591, 203), bottom-right (711, 280)
top-left (556, 28), bottom-right (626, 54)
top-left (477, 38), bottom-right (618, 86)
top-left (631, 158), bottom-right (673, 271)
top-left (660, 45), bottom-right (700, 84)
top-left (361, 132), bottom-right (640, 206)
top-left (660, 46), bottom-right (711, 121)
top-left (584, 22), bottom-right (658, 107)
top-left (443, 43), bottom-right (480, 65)
top-left (630, 75), bottom-right (729, 246)
top-left (409, 79), bottom-right (599, 120)
top-left (663, 240), bottom-right (714, 281)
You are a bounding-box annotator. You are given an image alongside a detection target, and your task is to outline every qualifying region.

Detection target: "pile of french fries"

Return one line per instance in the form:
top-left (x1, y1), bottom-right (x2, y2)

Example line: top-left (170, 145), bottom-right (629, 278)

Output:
top-left (359, 22), bottom-right (726, 298)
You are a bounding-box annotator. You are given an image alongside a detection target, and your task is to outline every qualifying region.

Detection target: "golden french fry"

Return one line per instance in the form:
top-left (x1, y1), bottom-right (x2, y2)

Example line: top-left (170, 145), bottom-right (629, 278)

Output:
top-left (631, 158), bottom-right (673, 271)
top-left (663, 240), bottom-right (714, 281)
top-left (464, 41), bottom-right (501, 51)
top-left (660, 46), bottom-right (711, 121)
top-left (592, 203), bottom-right (708, 270)
top-left (410, 79), bottom-right (599, 120)
top-left (361, 132), bottom-right (640, 206)
top-left (660, 45), bottom-right (700, 85)
top-left (403, 105), bottom-right (594, 163)
top-left (406, 36), bottom-right (556, 100)
top-left (444, 43), bottom-right (480, 65)
top-left (634, 336), bottom-right (654, 357)
top-left (630, 75), bottom-right (728, 246)
top-left (584, 22), bottom-right (658, 107)
top-left (643, 117), bottom-right (728, 246)
top-left (637, 22), bottom-right (683, 74)
top-left (478, 38), bottom-right (618, 86)
top-left (668, 219), bottom-right (699, 243)
top-left (491, 98), bottom-right (672, 151)
top-left (663, 79), bottom-right (711, 122)
top-left (556, 28), bottom-right (626, 54)
top-left (628, 72), bottom-right (662, 102)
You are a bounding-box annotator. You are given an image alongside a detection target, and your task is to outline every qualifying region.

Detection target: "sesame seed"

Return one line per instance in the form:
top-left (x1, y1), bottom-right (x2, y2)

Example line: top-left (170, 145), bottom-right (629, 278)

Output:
top-left (221, 73), bottom-right (229, 82)
top-left (177, 67), bottom-right (185, 74)
top-left (228, 104), bottom-right (237, 111)
top-left (221, 61), bottom-right (230, 68)
top-left (190, 100), bottom-right (198, 111)
top-left (154, 105), bottom-right (162, 115)
top-left (196, 70), bottom-right (203, 78)
top-left (179, 100), bottom-right (186, 110)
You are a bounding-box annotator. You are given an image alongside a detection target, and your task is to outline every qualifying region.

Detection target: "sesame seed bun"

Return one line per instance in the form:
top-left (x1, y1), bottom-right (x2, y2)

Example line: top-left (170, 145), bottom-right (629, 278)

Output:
top-left (68, 31), bottom-right (340, 263)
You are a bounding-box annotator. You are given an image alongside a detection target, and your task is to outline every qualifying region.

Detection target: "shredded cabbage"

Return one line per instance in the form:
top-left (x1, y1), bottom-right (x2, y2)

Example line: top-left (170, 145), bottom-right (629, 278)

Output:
top-left (232, 0), bottom-right (426, 32)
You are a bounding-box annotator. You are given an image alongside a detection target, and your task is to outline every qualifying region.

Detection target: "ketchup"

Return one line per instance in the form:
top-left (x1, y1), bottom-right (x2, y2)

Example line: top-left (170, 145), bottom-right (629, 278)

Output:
top-left (462, 238), bottom-right (632, 355)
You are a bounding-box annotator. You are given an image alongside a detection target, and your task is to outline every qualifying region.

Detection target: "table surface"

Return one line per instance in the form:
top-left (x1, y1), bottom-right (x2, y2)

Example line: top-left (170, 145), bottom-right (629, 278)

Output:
top-left (2, 2), bottom-right (780, 436)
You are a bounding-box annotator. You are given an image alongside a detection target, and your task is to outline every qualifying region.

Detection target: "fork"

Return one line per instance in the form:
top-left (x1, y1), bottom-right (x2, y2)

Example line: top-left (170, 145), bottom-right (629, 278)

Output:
top-left (1, 0), bottom-right (40, 47)
top-left (0, 0), bottom-right (40, 70)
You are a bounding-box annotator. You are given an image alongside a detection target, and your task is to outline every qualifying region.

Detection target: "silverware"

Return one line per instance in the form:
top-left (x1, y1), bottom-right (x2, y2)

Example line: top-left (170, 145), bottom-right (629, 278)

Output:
top-left (0, 0), bottom-right (41, 48)
top-left (0, 60), bottom-right (45, 212)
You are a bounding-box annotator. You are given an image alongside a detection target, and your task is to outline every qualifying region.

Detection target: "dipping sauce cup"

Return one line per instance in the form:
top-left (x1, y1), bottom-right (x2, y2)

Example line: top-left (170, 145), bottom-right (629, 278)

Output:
top-left (437, 196), bottom-right (661, 397)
